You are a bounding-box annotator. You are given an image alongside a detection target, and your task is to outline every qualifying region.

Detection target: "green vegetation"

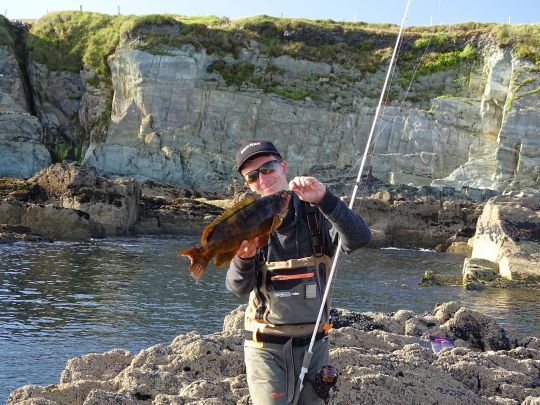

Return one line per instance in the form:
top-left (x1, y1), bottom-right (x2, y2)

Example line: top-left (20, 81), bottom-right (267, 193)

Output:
top-left (26, 12), bottom-right (185, 77)
top-left (74, 142), bottom-right (85, 162)
top-left (23, 12), bottom-right (540, 79)
top-left (21, 11), bottom-right (540, 107)
top-left (51, 142), bottom-right (71, 163)
top-left (270, 87), bottom-right (313, 101)
top-left (418, 44), bottom-right (477, 75)
top-left (515, 85), bottom-right (540, 99)
top-left (207, 59), bottom-right (313, 101)
top-left (207, 60), bottom-right (255, 86)
top-left (496, 24), bottom-right (540, 66)
top-left (412, 33), bottom-right (450, 49)
top-left (0, 15), bottom-right (15, 48)
top-left (513, 77), bottom-right (540, 100)
top-left (506, 73), bottom-right (539, 111)
top-left (49, 139), bottom-right (86, 163)
top-left (409, 22), bottom-right (540, 66)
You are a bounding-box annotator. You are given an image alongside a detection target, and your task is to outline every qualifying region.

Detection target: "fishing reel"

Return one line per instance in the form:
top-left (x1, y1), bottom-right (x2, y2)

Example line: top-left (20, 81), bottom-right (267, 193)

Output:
top-left (313, 365), bottom-right (338, 404)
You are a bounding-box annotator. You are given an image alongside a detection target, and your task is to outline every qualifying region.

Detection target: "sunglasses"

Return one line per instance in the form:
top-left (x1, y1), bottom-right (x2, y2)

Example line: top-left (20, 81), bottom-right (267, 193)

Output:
top-left (243, 160), bottom-right (282, 184)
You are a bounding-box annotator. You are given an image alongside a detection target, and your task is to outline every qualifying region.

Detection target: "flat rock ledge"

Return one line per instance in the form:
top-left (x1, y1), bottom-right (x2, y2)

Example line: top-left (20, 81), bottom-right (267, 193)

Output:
top-left (8, 302), bottom-right (540, 405)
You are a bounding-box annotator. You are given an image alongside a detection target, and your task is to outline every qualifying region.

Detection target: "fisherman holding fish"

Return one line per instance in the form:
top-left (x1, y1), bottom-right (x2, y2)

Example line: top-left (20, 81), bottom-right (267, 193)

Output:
top-left (225, 139), bottom-right (371, 404)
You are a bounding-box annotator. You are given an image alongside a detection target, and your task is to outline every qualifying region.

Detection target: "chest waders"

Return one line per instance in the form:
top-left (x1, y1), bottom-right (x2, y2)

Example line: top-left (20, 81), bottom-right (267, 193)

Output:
top-left (244, 203), bottom-right (333, 404)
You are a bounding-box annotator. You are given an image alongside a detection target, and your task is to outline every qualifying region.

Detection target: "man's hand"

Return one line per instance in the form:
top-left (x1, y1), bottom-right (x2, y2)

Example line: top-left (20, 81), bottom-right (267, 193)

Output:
top-left (236, 237), bottom-right (259, 259)
top-left (289, 176), bottom-right (326, 204)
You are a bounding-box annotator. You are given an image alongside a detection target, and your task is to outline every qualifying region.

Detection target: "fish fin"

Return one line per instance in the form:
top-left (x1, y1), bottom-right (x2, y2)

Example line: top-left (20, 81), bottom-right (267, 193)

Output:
top-left (179, 246), bottom-right (212, 281)
top-left (271, 214), bottom-right (285, 232)
top-left (201, 194), bottom-right (257, 244)
top-left (214, 250), bottom-right (236, 267)
top-left (257, 233), bottom-right (270, 248)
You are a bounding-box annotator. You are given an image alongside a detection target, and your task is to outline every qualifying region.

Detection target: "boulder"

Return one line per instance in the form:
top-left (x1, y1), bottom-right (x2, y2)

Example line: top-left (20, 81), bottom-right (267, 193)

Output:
top-left (468, 193), bottom-right (540, 281)
top-left (31, 161), bottom-right (98, 195)
top-left (0, 199), bottom-right (105, 239)
top-left (463, 257), bottom-right (500, 284)
top-left (30, 162), bottom-right (141, 235)
top-left (352, 191), bottom-right (483, 248)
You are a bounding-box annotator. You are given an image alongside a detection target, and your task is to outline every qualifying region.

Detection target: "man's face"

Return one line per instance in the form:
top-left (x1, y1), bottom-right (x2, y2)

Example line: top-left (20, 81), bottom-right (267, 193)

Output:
top-left (240, 154), bottom-right (289, 196)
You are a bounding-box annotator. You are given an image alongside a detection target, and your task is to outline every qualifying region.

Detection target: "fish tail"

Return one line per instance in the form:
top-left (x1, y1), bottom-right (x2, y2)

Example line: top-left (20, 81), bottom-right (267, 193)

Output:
top-left (179, 247), bottom-right (211, 281)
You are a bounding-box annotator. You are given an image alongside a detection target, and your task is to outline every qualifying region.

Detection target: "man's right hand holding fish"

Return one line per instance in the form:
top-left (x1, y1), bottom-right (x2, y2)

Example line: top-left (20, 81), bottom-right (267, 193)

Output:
top-left (288, 175), bottom-right (327, 204)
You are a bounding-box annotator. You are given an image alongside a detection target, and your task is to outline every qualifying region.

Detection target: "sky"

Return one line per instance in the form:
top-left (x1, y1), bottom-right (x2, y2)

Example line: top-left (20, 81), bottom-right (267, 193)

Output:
top-left (2, 0), bottom-right (540, 26)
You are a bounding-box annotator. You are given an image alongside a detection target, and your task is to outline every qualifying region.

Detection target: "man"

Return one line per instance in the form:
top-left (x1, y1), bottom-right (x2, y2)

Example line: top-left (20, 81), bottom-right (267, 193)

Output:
top-left (226, 139), bottom-right (371, 404)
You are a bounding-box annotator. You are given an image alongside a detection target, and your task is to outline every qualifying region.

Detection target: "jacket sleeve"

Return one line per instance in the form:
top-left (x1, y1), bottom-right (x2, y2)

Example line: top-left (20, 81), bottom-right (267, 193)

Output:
top-left (317, 190), bottom-right (371, 254)
top-left (225, 255), bottom-right (258, 297)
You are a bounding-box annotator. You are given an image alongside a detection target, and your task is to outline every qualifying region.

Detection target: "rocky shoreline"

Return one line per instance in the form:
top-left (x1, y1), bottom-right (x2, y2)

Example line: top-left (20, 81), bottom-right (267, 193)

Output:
top-left (1, 161), bottom-right (539, 287)
top-left (8, 302), bottom-right (540, 404)
top-left (0, 161), bottom-right (487, 246)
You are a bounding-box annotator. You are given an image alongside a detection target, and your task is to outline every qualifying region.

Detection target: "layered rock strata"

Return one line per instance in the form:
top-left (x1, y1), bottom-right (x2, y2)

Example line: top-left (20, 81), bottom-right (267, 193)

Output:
top-left (81, 40), bottom-right (539, 194)
top-left (2, 19), bottom-right (539, 194)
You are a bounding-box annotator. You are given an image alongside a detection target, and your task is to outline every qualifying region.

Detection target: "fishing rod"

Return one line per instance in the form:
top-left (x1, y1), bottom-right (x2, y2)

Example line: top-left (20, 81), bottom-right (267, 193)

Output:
top-left (291, 0), bottom-right (413, 403)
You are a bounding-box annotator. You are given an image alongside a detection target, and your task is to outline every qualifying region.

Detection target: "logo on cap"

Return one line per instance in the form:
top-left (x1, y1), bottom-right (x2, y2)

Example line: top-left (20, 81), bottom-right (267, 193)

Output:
top-left (240, 142), bottom-right (261, 155)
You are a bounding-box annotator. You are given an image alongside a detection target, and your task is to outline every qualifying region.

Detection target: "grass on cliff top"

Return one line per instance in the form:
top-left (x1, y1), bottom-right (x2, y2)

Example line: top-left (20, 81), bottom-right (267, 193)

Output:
top-left (25, 12), bottom-right (225, 77)
top-left (26, 12), bottom-right (181, 75)
top-left (496, 24), bottom-right (540, 66)
top-left (24, 12), bottom-right (540, 79)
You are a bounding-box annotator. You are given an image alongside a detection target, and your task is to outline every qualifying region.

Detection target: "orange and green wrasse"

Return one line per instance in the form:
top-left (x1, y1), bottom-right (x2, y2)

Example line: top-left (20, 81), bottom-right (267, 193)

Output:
top-left (179, 190), bottom-right (292, 281)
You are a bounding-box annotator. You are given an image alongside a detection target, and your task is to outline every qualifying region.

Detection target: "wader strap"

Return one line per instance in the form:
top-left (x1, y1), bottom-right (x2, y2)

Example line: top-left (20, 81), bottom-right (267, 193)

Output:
top-left (283, 338), bottom-right (296, 403)
top-left (254, 259), bottom-right (267, 321)
top-left (305, 203), bottom-right (323, 257)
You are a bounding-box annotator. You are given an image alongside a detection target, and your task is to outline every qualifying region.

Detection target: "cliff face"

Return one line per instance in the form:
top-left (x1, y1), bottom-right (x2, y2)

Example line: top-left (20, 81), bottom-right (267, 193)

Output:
top-left (0, 42), bottom-right (50, 177)
top-left (1, 15), bottom-right (539, 195)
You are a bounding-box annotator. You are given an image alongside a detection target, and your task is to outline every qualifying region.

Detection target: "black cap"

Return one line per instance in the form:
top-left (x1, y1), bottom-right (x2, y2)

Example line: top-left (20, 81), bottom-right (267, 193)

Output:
top-left (235, 139), bottom-right (282, 172)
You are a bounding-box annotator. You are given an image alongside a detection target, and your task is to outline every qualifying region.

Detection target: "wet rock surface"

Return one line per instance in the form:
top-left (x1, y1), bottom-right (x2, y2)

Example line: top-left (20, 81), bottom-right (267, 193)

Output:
top-left (8, 302), bottom-right (540, 404)
top-left (0, 162), bottom-right (225, 241)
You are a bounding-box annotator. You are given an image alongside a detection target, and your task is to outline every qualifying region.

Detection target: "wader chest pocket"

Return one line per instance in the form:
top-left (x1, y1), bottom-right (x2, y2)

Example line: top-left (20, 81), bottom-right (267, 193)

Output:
top-left (266, 266), bottom-right (322, 325)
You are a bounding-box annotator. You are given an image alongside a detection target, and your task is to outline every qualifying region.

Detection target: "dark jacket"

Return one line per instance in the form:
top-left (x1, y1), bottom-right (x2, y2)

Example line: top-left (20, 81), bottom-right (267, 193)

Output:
top-left (225, 191), bottom-right (371, 297)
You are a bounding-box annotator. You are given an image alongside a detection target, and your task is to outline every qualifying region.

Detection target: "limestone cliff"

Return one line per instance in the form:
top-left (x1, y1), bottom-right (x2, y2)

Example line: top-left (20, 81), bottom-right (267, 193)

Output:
top-left (0, 17), bottom-right (50, 177)
top-left (1, 14), bottom-right (539, 195)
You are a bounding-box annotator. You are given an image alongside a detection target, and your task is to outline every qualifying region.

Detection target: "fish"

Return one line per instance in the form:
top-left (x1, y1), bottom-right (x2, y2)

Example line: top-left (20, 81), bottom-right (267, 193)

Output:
top-left (179, 190), bottom-right (292, 281)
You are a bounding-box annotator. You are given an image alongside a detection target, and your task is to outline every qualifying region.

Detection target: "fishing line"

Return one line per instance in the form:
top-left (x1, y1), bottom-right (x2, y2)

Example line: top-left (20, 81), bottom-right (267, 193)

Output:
top-left (291, 1), bottom-right (413, 403)
top-left (324, 6), bottom-right (417, 315)
top-left (369, 0), bottom-right (445, 145)
top-left (339, 0), bottom-right (446, 199)
top-left (325, 0), bottom-right (450, 302)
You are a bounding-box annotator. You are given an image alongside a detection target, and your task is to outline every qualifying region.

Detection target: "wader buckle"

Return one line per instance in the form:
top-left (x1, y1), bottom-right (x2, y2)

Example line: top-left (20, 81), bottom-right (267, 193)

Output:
top-left (252, 328), bottom-right (264, 348)
top-left (322, 323), bottom-right (333, 335)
